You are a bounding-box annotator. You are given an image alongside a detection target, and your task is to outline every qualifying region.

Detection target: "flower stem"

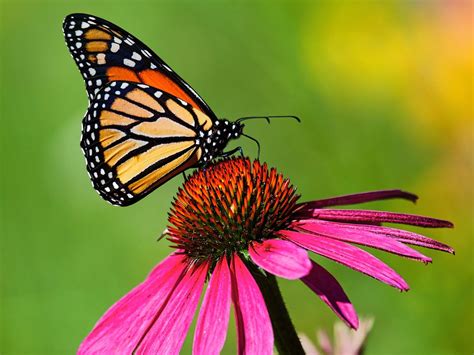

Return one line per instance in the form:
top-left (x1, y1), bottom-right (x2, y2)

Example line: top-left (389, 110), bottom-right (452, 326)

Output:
top-left (249, 266), bottom-right (305, 355)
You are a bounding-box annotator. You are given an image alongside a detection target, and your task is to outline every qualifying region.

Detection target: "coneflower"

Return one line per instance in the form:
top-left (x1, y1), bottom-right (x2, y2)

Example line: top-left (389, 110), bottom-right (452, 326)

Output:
top-left (79, 158), bottom-right (453, 354)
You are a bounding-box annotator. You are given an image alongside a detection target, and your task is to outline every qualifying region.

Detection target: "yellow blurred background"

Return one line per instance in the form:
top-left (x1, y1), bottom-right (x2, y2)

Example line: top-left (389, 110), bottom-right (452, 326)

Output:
top-left (1, 1), bottom-right (472, 354)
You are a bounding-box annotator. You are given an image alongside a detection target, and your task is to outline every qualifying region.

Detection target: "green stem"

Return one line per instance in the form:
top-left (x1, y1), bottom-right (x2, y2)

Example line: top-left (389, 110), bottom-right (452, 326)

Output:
top-left (249, 266), bottom-right (306, 355)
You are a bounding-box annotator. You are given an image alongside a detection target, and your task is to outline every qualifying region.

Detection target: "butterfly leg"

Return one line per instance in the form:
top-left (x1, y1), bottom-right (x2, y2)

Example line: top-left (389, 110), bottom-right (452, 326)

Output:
top-left (220, 146), bottom-right (244, 158)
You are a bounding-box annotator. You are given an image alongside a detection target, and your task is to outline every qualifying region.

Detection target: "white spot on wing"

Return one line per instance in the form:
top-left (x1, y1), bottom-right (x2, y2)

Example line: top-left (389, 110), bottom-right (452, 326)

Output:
top-left (110, 43), bottom-right (120, 53)
top-left (97, 53), bottom-right (106, 64)
top-left (123, 59), bottom-right (135, 67)
top-left (131, 52), bottom-right (142, 61)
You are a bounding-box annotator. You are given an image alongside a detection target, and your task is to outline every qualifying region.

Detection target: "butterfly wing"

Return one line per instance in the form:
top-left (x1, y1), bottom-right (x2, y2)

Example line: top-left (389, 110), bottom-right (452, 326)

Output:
top-left (63, 13), bottom-right (217, 120)
top-left (82, 81), bottom-right (214, 206)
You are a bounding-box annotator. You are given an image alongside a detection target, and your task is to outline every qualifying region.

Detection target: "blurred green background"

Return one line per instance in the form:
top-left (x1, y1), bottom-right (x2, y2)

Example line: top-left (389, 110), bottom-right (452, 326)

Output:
top-left (1, 1), bottom-right (472, 354)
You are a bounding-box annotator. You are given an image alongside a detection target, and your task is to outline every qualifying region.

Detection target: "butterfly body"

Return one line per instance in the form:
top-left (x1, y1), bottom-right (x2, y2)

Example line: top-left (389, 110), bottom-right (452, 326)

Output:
top-left (63, 13), bottom-right (243, 206)
top-left (198, 119), bottom-right (244, 163)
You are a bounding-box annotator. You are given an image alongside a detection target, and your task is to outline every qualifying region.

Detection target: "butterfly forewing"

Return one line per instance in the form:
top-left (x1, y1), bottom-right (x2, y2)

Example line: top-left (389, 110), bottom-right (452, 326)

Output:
top-left (82, 81), bottom-right (213, 206)
top-left (63, 13), bottom-right (217, 119)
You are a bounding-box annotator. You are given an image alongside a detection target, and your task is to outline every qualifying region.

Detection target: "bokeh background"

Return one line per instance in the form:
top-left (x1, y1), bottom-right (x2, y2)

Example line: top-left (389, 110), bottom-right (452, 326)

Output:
top-left (1, 1), bottom-right (472, 354)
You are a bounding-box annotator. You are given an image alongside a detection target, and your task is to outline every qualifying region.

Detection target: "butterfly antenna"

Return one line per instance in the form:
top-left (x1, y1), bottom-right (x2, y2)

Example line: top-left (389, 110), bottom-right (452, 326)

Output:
top-left (236, 115), bottom-right (301, 124)
top-left (242, 133), bottom-right (261, 159)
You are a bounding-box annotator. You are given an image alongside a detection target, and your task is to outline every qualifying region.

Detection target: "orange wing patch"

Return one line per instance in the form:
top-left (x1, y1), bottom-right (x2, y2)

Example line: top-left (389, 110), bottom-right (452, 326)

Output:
top-left (128, 148), bottom-right (197, 194)
top-left (84, 28), bottom-right (112, 40)
top-left (138, 69), bottom-right (201, 110)
top-left (111, 97), bottom-right (154, 118)
top-left (193, 108), bottom-right (213, 130)
top-left (131, 118), bottom-right (195, 138)
top-left (100, 110), bottom-right (136, 126)
top-left (117, 141), bottom-right (194, 184)
top-left (107, 67), bottom-right (140, 82)
top-left (166, 99), bottom-right (195, 126)
top-left (126, 89), bottom-right (165, 113)
top-left (103, 139), bottom-right (147, 166)
top-left (99, 128), bottom-right (126, 148)
top-left (86, 41), bottom-right (109, 52)
top-left (105, 68), bottom-right (203, 113)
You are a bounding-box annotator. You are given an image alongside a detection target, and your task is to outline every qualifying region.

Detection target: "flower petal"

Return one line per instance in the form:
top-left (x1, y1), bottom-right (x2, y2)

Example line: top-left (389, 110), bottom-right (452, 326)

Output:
top-left (193, 258), bottom-right (232, 355)
top-left (136, 262), bottom-right (208, 354)
top-left (299, 333), bottom-right (321, 355)
top-left (303, 221), bottom-right (454, 254)
top-left (355, 224), bottom-right (454, 253)
top-left (303, 209), bottom-right (453, 228)
top-left (279, 230), bottom-right (409, 290)
top-left (249, 239), bottom-right (312, 279)
top-left (301, 260), bottom-right (359, 329)
top-left (297, 189), bottom-right (418, 209)
top-left (295, 220), bottom-right (432, 262)
top-left (334, 317), bottom-right (374, 354)
top-left (231, 254), bottom-right (274, 355)
top-left (78, 253), bottom-right (187, 354)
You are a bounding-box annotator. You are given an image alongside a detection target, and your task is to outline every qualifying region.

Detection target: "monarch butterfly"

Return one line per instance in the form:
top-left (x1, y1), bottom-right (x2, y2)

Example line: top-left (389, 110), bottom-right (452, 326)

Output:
top-left (63, 13), bottom-right (297, 206)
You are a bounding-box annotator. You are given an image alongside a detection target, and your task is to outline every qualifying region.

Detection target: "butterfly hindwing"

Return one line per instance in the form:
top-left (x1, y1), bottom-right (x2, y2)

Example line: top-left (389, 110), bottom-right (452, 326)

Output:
top-left (82, 81), bottom-right (214, 206)
top-left (63, 13), bottom-right (217, 119)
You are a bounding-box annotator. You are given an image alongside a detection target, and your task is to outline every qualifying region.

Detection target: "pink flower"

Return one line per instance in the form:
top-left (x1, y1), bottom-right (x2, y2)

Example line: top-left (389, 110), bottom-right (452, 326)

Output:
top-left (79, 158), bottom-right (453, 354)
top-left (300, 317), bottom-right (375, 355)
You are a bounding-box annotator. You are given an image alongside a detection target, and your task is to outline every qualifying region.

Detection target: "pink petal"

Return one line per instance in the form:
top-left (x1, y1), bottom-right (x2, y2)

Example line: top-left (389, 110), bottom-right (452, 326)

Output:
top-left (136, 262), bottom-right (208, 354)
top-left (78, 253), bottom-right (187, 354)
top-left (305, 209), bottom-right (453, 228)
top-left (249, 239), bottom-right (312, 279)
top-left (297, 189), bottom-right (418, 209)
top-left (343, 223), bottom-right (454, 253)
top-left (301, 260), bottom-right (359, 329)
top-left (295, 220), bottom-right (432, 262)
top-left (279, 230), bottom-right (409, 290)
top-left (317, 329), bottom-right (333, 354)
top-left (193, 258), bottom-right (232, 355)
top-left (231, 254), bottom-right (274, 355)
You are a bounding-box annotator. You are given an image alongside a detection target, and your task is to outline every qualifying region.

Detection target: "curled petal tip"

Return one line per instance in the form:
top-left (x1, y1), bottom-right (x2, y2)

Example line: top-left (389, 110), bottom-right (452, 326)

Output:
top-left (434, 220), bottom-right (454, 228)
top-left (398, 190), bottom-right (419, 203)
top-left (395, 279), bottom-right (410, 292)
top-left (397, 283), bottom-right (410, 292)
